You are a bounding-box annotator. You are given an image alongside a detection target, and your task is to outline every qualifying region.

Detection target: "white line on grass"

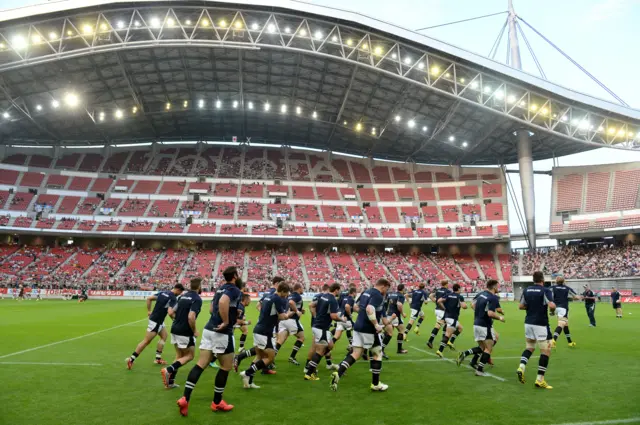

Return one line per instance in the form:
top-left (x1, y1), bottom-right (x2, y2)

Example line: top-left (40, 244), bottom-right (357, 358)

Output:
top-left (552, 418), bottom-right (640, 425)
top-left (410, 345), bottom-right (507, 382)
top-left (0, 362), bottom-right (102, 366)
top-left (0, 319), bottom-right (145, 360)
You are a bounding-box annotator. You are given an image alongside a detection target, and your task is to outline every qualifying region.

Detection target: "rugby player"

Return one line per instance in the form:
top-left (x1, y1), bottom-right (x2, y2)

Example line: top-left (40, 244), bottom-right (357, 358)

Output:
top-left (276, 283), bottom-right (305, 365)
top-left (304, 283), bottom-right (342, 381)
top-left (334, 286), bottom-right (357, 351)
top-left (435, 283), bottom-right (467, 357)
top-left (304, 284), bottom-right (330, 376)
top-left (161, 278), bottom-right (203, 389)
top-left (611, 287), bottom-right (623, 318)
top-left (404, 282), bottom-right (429, 338)
top-left (427, 280), bottom-right (451, 348)
top-left (330, 278), bottom-right (392, 392)
top-left (379, 291), bottom-right (394, 360)
top-left (517, 271), bottom-right (556, 390)
top-left (550, 277), bottom-right (579, 348)
top-left (127, 283), bottom-right (185, 369)
top-left (240, 282), bottom-right (294, 388)
top-left (386, 284), bottom-right (408, 354)
top-left (236, 293), bottom-right (252, 351)
top-left (582, 284), bottom-right (597, 327)
top-left (456, 280), bottom-right (504, 375)
top-left (176, 267), bottom-right (244, 415)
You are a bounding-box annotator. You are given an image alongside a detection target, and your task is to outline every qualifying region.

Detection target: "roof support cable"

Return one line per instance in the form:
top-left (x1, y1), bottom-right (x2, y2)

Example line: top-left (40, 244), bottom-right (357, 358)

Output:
top-left (503, 165), bottom-right (530, 250)
top-left (416, 11), bottom-right (508, 31)
top-left (515, 21), bottom-right (546, 79)
top-left (489, 17), bottom-right (509, 60)
top-left (518, 17), bottom-right (628, 107)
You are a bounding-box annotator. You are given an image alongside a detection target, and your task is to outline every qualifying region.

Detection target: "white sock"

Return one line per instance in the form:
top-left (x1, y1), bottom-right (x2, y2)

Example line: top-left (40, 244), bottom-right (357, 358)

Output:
top-left (536, 374), bottom-right (544, 382)
top-left (519, 364), bottom-right (526, 372)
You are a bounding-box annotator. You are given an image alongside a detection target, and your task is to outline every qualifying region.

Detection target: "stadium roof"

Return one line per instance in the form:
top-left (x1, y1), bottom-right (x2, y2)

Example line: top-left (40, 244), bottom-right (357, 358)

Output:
top-left (0, 0), bottom-right (639, 165)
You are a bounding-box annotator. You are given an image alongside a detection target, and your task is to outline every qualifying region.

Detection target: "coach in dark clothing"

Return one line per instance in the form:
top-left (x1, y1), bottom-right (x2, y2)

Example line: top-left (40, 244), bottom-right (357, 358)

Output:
top-left (582, 284), bottom-right (597, 327)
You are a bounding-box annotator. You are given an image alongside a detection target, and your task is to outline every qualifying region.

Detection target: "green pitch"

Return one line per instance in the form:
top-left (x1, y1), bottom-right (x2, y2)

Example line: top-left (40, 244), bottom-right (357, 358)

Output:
top-left (1, 299), bottom-right (639, 425)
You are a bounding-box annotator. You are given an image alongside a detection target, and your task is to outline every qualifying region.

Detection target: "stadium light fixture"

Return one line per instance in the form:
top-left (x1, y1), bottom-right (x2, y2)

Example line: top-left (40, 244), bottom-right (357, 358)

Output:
top-left (430, 66), bottom-right (440, 75)
top-left (629, 131), bottom-right (635, 138)
top-left (495, 90), bottom-right (504, 100)
top-left (362, 43), bottom-right (368, 50)
top-left (219, 20), bottom-right (227, 28)
top-left (299, 28), bottom-right (307, 37)
top-left (167, 18), bottom-right (175, 27)
top-left (281, 104), bottom-right (287, 113)
top-left (183, 100), bottom-right (188, 108)
top-left (11, 35), bottom-right (27, 50)
top-left (507, 95), bottom-right (516, 104)
top-left (332, 35), bottom-right (338, 42)
top-left (0, 42), bottom-right (5, 49)
top-left (371, 127), bottom-right (377, 135)
top-left (346, 38), bottom-right (353, 46)
top-left (82, 25), bottom-right (93, 35)
top-left (404, 57), bottom-right (412, 65)
top-left (49, 32), bottom-right (58, 41)
top-left (31, 34), bottom-right (42, 44)
top-left (132, 106), bottom-right (138, 114)
top-left (417, 62), bottom-right (425, 70)
top-left (64, 93), bottom-right (79, 107)
top-left (165, 102), bottom-right (171, 110)
top-left (296, 106), bottom-right (302, 115)
top-left (312, 111), bottom-right (317, 119)
top-left (530, 104), bottom-right (538, 111)
top-left (100, 23), bottom-right (108, 31)
top-left (608, 127), bottom-right (616, 134)
top-left (234, 21), bottom-right (242, 29)
top-left (597, 126), bottom-right (604, 132)
top-left (422, 126), bottom-right (428, 132)
top-left (519, 100), bottom-right (527, 107)
top-left (117, 21), bottom-right (125, 29)
top-left (448, 136), bottom-right (455, 142)
top-left (51, 99), bottom-right (60, 108)
top-left (268, 24), bottom-right (276, 33)
top-left (198, 100), bottom-right (204, 109)
top-left (98, 111), bottom-right (105, 121)
top-left (201, 19), bottom-right (210, 27)
top-left (2, 112), bottom-right (9, 119)
top-left (185, 20), bottom-right (192, 25)
top-left (216, 100), bottom-right (222, 109)
top-left (483, 86), bottom-right (491, 94)
top-left (408, 119), bottom-right (416, 129)
top-left (459, 78), bottom-right (465, 84)
top-left (343, 120), bottom-right (348, 125)
top-left (114, 109), bottom-right (123, 119)
top-left (233, 100), bottom-right (238, 109)
top-left (541, 107), bottom-right (549, 116)
top-left (264, 102), bottom-right (271, 112)
top-left (355, 122), bottom-right (362, 131)
top-left (134, 21), bottom-right (141, 27)
top-left (284, 26), bottom-right (291, 34)
top-left (617, 129), bottom-right (626, 137)
top-left (251, 22), bottom-right (259, 30)
top-left (579, 120), bottom-right (590, 130)
top-left (36, 104), bottom-right (42, 111)
top-left (445, 73), bottom-right (451, 78)
top-left (462, 141), bottom-right (468, 147)
top-left (248, 101), bottom-right (254, 110)
top-left (374, 46), bottom-right (383, 55)
top-left (470, 81), bottom-right (479, 89)
top-left (315, 31), bottom-right (323, 40)
top-left (391, 53), bottom-right (397, 59)
top-left (394, 115), bottom-right (401, 122)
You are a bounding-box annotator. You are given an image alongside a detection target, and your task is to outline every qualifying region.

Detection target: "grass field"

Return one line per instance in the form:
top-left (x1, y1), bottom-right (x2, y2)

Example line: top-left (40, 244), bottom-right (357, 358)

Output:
top-left (1, 299), bottom-right (639, 425)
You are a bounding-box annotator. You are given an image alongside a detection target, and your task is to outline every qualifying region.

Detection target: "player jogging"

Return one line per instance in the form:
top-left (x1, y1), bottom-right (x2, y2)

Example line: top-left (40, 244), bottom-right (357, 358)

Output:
top-left (582, 284), bottom-right (597, 327)
top-left (386, 284), bottom-right (408, 354)
top-left (330, 278), bottom-right (392, 392)
top-left (517, 271), bottom-right (556, 390)
top-left (161, 278), bottom-right (203, 389)
top-left (404, 282), bottom-right (429, 338)
top-left (456, 280), bottom-right (504, 375)
top-left (611, 287), bottom-right (623, 318)
top-left (427, 280), bottom-right (450, 348)
top-left (435, 283), bottom-right (467, 357)
top-left (303, 284), bottom-right (330, 377)
top-left (127, 283), bottom-right (185, 369)
top-left (176, 267), bottom-right (244, 415)
top-left (550, 277), bottom-right (578, 348)
top-left (276, 283), bottom-right (305, 365)
top-left (240, 282), bottom-right (294, 388)
top-left (334, 286), bottom-right (357, 351)
top-left (236, 293), bottom-right (252, 351)
top-left (304, 283), bottom-right (342, 380)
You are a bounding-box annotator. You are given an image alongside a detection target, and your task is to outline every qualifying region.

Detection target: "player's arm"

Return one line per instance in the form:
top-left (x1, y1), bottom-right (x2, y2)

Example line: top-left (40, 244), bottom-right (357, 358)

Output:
top-left (168, 304), bottom-right (177, 319)
top-left (460, 296), bottom-right (468, 310)
top-left (289, 299), bottom-right (300, 317)
top-left (215, 294), bottom-right (230, 330)
top-left (518, 293), bottom-right (527, 310)
top-left (436, 297), bottom-right (446, 310)
top-left (398, 301), bottom-right (406, 318)
top-left (488, 298), bottom-right (505, 322)
top-left (366, 304), bottom-right (382, 332)
top-left (429, 292), bottom-right (437, 303)
top-left (546, 289), bottom-right (556, 313)
top-left (146, 295), bottom-right (157, 316)
top-left (309, 300), bottom-right (317, 317)
top-left (330, 298), bottom-right (342, 321)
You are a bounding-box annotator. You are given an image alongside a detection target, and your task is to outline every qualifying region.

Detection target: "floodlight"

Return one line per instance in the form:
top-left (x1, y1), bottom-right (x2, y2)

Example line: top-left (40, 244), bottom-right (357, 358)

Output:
top-left (64, 93), bottom-right (79, 107)
top-left (448, 136), bottom-right (455, 142)
top-left (216, 100), bottom-right (222, 109)
top-left (11, 35), bottom-right (27, 50)
top-left (52, 100), bottom-right (60, 108)
top-left (233, 100), bottom-right (238, 108)
top-left (408, 119), bottom-right (416, 129)
top-left (114, 109), bottom-right (123, 119)
top-left (264, 102), bottom-right (271, 112)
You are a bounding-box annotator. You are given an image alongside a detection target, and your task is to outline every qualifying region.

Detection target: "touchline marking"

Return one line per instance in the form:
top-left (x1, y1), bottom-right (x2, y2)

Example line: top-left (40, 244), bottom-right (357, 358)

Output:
top-left (0, 319), bottom-right (145, 360)
top-left (0, 362), bottom-right (102, 366)
top-left (410, 345), bottom-right (507, 382)
top-left (551, 418), bottom-right (640, 425)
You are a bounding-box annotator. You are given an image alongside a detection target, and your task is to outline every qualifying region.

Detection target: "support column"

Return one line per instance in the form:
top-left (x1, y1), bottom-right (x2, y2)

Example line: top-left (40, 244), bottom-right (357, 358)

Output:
top-left (517, 130), bottom-right (536, 250)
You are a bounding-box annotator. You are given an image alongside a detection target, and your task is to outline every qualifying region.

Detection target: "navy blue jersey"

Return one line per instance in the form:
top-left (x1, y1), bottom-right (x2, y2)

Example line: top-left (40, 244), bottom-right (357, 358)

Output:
top-left (409, 289), bottom-right (428, 310)
top-left (433, 287), bottom-right (450, 311)
top-left (551, 285), bottom-right (576, 309)
top-left (611, 291), bottom-right (621, 305)
top-left (259, 287), bottom-right (276, 304)
top-left (473, 290), bottom-right (500, 327)
top-left (442, 293), bottom-right (464, 320)
top-left (582, 289), bottom-right (596, 305)
top-left (521, 285), bottom-right (554, 326)
top-left (237, 303), bottom-right (246, 321)
top-left (313, 293), bottom-right (339, 330)
top-left (254, 293), bottom-right (288, 336)
top-left (386, 291), bottom-right (405, 316)
top-left (149, 290), bottom-right (177, 323)
top-left (338, 290), bottom-right (349, 305)
top-left (354, 288), bottom-right (385, 334)
top-left (340, 295), bottom-right (355, 320)
top-left (310, 292), bottom-right (322, 325)
top-left (205, 284), bottom-right (243, 334)
top-left (288, 292), bottom-right (303, 319)
top-left (170, 291), bottom-right (202, 337)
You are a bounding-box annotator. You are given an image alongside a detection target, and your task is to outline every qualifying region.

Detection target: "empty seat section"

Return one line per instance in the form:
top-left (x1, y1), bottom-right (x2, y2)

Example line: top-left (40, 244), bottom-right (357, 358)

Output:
top-left (497, 225), bottom-right (509, 235)
top-left (77, 197), bottom-right (101, 214)
top-left (132, 180), bottom-right (160, 194)
top-left (0, 191), bottom-right (8, 208)
top-left (417, 228), bottom-right (433, 237)
top-left (377, 188), bottom-right (396, 201)
top-left (482, 183), bottom-right (503, 198)
top-left (240, 184), bottom-right (264, 198)
top-left (437, 186), bottom-right (457, 201)
top-left (611, 170), bottom-right (640, 211)
top-left (55, 153), bottom-right (81, 169)
top-left (372, 166), bottom-right (391, 183)
top-left (266, 203), bottom-right (291, 219)
top-left (400, 206), bottom-right (419, 220)
top-left (476, 225), bottom-right (494, 236)
top-left (213, 183), bottom-right (238, 196)
top-left (295, 205), bottom-right (320, 221)
top-left (29, 155), bottom-right (53, 168)
top-left (416, 187), bottom-right (436, 201)
top-left (350, 162), bottom-right (371, 183)
top-left (291, 186), bottom-right (314, 199)
top-left (392, 167), bottom-right (411, 182)
top-left (289, 152), bottom-right (310, 181)
top-left (321, 205), bottom-right (347, 222)
top-left (97, 220), bottom-right (122, 231)
top-left (148, 200), bottom-right (179, 217)
top-left (555, 174), bottom-right (584, 212)
top-left (462, 204), bottom-right (481, 215)
top-left (221, 224), bottom-right (247, 234)
top-left (422, 206), bottom-right (439, 223)
top-left (188, 223), bottom-right (217, 234)
top-left (455, 255), bottom-right (479, 279)
top-left (414, 171), bottom-right (432, 183)
top-left (331, 160), bottom-right (352, 182)
top-left (347, 206), bottom-right (363, 219)
top-left (363, 228), bottom-right (380, 238)
top-left (283, 225), bottom-right (309, 236)
top-left (485, 203), bottom-right (504, 220)
top-left (342, 227), bottom-right (362, 237)
top-left (102, 152), bottom-right (129, 173)
top-left (115, 179), bottom-right (134, 191)
top-left (35, 194), bottom-right (59, 209)
top-left (460, 185), bottom-right (479, 198)
top-left (398, 228), bottom-right (414, 237)
top-left (436, 227), bottom-right (452, 237)
top-left (90, 178), bottom-right (112, 192)
top-left (435, 172), bottom-right (453, 182)
top-left (455, 226), bottom-right (472, 237)
top-left (157, 222), bottom-right (186, 233)
top-left (340, 188), bottom-right (357, 200)
top-left (460, 173), bottom-right (478, 181)
top-left (304, 252), bottom-right (331, 288)
top-left (159, 181), bottom-right (186, 195)
top-left (383, 207), bottom-right (400, 223)
top-left (4, 154), bottom-right (27, 165)
top-left (381, 228), bottom-right (397, 237)
top-left (19, 172), bottom-right (44, 187)
top-left (9, 192), bottom-right (34, 211)
top-left (124, 221), bottom-right (153, 232)
top-left (364, 207), bottom-right (383, 223)
top-left (312, 226), bottom-right (338, 237)
top-left (196, 148), bottom-right (220, 177)
top-left (77, 220), bottom-right (97, 231)
top-left (78, 153), bottom-right (103, 172)
top-left (0, 169), bottom-right (19, 185)
top-left (316, 186), bottom-right (339, 200)
top-left (57, 196), bottom-right (80, 213)
top-left (251, 224), bottom-right (278, 235)
top-left (45, 175), bottom-right (68, 188)
top-left (237, 202), bottom-right (263, 220)
top-left (441, 206), bottom-right (459, 222)
top-left (585, 172), bottom-right (611, 213)
top-left (276, 253), bottom-right (304, 283)
top-left (57, 219), bottom-right (77, 229)
top-left (119, 199), bottom-right (149, 216)
top-left (126, 151), bottom-right (149, 173)
top-left (188, 182), bottom-right (211, 193)
top-left (209, 202), bottom-right (235, 218)
top-left (68, 177), bottom-right (92, 191)
top-left (14, 217), bottom-right (33, 227)
top-left (358, 188), bottom-right (376, 202)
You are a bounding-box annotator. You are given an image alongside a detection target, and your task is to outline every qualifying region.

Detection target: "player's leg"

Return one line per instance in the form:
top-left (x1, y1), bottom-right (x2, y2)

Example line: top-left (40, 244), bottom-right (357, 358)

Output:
top-left (241, 346), bottom-right (272, 387)
top-left (239, 325), bottom-right (248, 350)
top-left (427, 311), bottom-right (443, 348)
top-left (380, 318), bottom-right (393, 359)
top-left (330, 332), bottom-right (368, 391)
top-left (289, 329), bottom-right (304, 365)
top-left (475, 339), bottom-right (493, 376)
top-left (436, 323), bottom-right (453, 357)
top-left (448, 322), bottom-right (463, 348)
top-left (533, 327), bottom-right (553, 389)
top-left (306, 331), bottom-right (329, 377)
top-left (154, 327), bottom-right (168, 364)
top-left (127, 325), bottom-right (158, 369)
top-left (177, 349), bottom-right (213, 415)
top-left (210, 352), bottom-right (235, 410)
top-left (396, 322), bottom-right (407, 354)
top-left (162, 337), bottom-right (195, 388)
top-left (414, 310), bottom-right (425, 334)
top-left (517, 336), bottom-right (536, 384)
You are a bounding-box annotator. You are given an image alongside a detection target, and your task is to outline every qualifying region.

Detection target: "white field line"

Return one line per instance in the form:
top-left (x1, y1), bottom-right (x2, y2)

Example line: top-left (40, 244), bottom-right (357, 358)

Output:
top-left (0, 362), bottom-right (102, 366)
top-left (552, 419), bottom-right (640, 425)
top-left (0, 319), bottom-right (145, 360)
top-left (410, 345), bottom-right (507, 382)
